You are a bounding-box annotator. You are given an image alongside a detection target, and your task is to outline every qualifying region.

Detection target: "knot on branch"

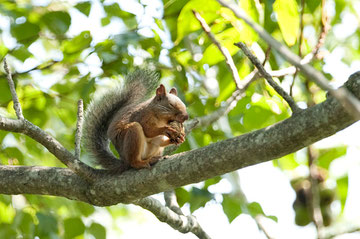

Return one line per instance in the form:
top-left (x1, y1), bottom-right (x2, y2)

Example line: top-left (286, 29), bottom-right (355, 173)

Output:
top-left (346, 71), bottom-right (360, 97)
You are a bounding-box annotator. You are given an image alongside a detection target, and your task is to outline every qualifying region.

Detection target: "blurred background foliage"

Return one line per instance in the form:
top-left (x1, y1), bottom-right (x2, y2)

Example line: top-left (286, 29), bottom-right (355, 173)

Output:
top-left (0, 0), bottom-right (359, 237)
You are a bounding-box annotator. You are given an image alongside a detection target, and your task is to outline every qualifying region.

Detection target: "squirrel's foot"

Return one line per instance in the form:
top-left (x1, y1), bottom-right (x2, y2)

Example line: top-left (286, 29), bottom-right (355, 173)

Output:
top-left (149, 156), bottom-right (162, 165)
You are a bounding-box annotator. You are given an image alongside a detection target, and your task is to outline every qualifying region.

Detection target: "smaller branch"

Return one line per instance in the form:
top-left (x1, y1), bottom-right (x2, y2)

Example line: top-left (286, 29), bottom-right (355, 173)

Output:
top-left (192, 10), bottom-right (242, 90)
top-left (134, 197), bottom-right (211, 239)
top-left (196, 70), bottom-right (258, 128)
top-left (75, 99), bottom-right (84, 160)
top-left (217, 0), bottom-right (360, 120)
top-left (313, 0), bottom-right (330, 59)
top-left (164, 190), bottom-right (184, 215)
top-left (235, 42), bottom-right (301, 113)
top-left (3, 58), bottom-right (24, 120)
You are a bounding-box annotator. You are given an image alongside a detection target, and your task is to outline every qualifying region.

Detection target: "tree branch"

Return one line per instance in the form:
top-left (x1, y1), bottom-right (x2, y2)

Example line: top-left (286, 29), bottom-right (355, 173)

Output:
top-left (235, 42), bottom-right (301, 113)
top-left (75, 99), bottom-right (84, 160)
top-left (134, 197), bottom-right (211, 239)
top-left (3, 58), bottom-right (24, 120)
top-left (1, 72), bottom-right (359, 206)
top-left (192, 10), bottom-right (243, 90)
top-left (164, 191), bottom-right (184, 215)
top-left (0, 116), bottom-right (98, 182)
top-left (217, 0), bottom-right (360, 120)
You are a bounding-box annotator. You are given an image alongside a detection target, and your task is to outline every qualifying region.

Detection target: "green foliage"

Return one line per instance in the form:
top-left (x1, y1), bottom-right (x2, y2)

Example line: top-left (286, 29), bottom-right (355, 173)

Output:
top-left (221, 194), bottom-right (243, 222)
top-left (273, 0), bottom-right (300, 46)
top-left (0, 0), bottom-right (358, 236)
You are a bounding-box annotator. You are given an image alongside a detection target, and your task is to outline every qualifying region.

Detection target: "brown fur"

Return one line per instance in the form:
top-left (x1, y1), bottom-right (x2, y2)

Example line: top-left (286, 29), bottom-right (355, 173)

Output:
top-left (107, 84), bottom-right (188, 169)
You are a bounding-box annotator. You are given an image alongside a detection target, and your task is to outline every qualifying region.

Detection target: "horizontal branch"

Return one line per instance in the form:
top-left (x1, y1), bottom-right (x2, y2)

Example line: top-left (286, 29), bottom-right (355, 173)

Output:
top-left (1, 72), bottom-right (359, 206)
top-left (0, 117), bottom-right (98, 181)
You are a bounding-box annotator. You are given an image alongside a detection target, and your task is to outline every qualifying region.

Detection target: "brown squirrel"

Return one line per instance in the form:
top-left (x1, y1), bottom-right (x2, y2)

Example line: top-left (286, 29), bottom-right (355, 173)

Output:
top-left (83, 70), bottom-right (188, 171)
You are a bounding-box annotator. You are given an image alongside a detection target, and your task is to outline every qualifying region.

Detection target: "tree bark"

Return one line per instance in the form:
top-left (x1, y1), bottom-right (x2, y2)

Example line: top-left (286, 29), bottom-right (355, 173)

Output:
top-left (1, 72), bottom-right (359, 206)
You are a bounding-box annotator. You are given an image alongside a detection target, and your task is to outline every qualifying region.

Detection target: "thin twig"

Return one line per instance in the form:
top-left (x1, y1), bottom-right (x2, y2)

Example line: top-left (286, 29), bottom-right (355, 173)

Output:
top-left (75, 99), bottom-right (84, 160)
top-left (164, 190), bottom-right (184, 215)
top-left (134, 197), bottom-right (211, 239)
top-left (235, 42), bottom-right (301, 113)
top-left (313, 0), bottom-right (330, 59)
top-left (3, 58), bottom-right (24, 120)
top-left (192, 10), bottom-right (242, 90)
top-left (217, 0), bottom-right (360, 120)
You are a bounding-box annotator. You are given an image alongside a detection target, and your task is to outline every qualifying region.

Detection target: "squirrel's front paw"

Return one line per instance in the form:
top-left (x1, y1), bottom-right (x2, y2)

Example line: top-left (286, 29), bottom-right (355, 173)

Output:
top-left (167, 121), bottom-right (185, 145)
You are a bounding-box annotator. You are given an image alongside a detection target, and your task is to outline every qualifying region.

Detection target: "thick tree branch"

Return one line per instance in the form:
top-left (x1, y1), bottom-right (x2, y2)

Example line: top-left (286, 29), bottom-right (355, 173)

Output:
top-left (1, 72), bottom-right (359, 206)
top-left (217, 0), bottom-right (360, 120)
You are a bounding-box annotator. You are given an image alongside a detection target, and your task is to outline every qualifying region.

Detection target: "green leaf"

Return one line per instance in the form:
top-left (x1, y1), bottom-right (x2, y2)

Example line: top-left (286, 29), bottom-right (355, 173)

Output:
top-left (317, 146), bottom-right (347, 170)
top-left (273, 0), bottom-right (300, 46)
top-left (274, 153), bottom-right (299, 170)
top-left (203, 176), bottom-right (222, 189)
top-left (240, 0), bottom-right (259, 22)
top-left (0, 201), bottom-right (15, 224)
top-left (306, 0), bottom-right (321, 12)
top-left (88, 223), bottom-right (106, 239)
top-left (222, 194), bottom-right (242, 223)
top-left (336, 175), bottom-right (348, 212)
top-left (61, 31), bottom-right (92, 54)
top-left (75, 201), bottom-right (95, 217)
top-left (176, 0), bottom-right (221, 44)
top-left (75, 2), bottom-right (91, 16)
top-left (3, 147), bottom-right (24, 164)
top-left (64, 217), bottom-right (85, 239)
top-left (10, 21), bottom-right (40, 43)
top-left (189, 188), bottom-right (213, 212)
top-left (13, 212), bottom-right (35, 237)
top-left (35, 213), bottom-right (58, 237)
top-left (0, 79), bottom-right (12, 104)
top-left (41, 11), bottom-right (71, 35)
top-left (175, 187), bottom-right (190, 207)
top-left (11, 46), bottom-right (32, 62)
top-left (247, 202), bottom-right (278, 222)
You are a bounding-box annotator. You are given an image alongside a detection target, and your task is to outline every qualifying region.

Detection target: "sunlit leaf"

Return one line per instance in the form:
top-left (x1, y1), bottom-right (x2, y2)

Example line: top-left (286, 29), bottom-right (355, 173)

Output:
top-left (336, 175), bottom-right (348, 212)
top-left (176, 0), bottom-right (221, 44)
top-left (273, 0), bottom-right (299, 46)
top-left (317, 146), bottom-right (347, 170)
top-left (222, 194), bottom-right (242, 222)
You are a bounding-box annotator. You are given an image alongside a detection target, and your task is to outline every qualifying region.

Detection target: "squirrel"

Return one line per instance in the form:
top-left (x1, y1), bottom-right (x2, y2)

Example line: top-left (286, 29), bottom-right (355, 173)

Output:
top-left (83, 69), bottom-right (188, 172)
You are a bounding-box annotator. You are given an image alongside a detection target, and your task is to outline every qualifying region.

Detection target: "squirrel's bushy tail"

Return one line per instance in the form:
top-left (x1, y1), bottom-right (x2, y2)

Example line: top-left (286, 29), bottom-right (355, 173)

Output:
top-left (83, 69), bottom-right (160, 169)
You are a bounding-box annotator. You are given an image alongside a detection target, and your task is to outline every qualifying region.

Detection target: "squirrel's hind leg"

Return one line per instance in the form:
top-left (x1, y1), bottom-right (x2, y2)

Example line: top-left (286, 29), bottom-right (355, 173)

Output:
top-left (120, 122), bottom-right (152, 169)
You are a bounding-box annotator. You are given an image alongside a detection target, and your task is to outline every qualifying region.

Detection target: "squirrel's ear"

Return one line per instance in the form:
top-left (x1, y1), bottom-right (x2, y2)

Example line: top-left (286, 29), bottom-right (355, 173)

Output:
top-left (156, 84), bottom-right (166, 98)
top-left (169, 87), bottom-right (177, 96)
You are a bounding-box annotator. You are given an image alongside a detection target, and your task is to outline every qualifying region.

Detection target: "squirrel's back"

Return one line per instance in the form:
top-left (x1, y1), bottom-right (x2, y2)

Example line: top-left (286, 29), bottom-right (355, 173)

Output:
top-left (83, 69), bottom-right (160, 169)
